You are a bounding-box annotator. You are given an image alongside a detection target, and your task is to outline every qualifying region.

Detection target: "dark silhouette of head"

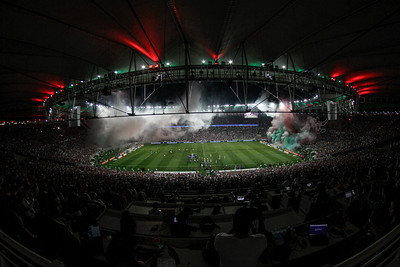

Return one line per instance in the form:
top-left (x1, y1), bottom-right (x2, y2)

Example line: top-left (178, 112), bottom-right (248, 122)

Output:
top-left (120, 210), bottom-right (136, 236)
top-left (232, 207), bottom-right (252, 236)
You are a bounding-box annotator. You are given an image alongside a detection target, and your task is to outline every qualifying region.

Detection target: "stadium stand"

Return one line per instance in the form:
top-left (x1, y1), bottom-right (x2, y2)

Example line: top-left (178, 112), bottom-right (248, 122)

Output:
top-left (0, 114), bottom-right (400, 266)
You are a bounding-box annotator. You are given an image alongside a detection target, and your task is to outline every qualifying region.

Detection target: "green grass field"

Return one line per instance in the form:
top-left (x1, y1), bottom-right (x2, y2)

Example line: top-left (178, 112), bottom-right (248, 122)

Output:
top-left (103, 141), bottom-right (301, 172)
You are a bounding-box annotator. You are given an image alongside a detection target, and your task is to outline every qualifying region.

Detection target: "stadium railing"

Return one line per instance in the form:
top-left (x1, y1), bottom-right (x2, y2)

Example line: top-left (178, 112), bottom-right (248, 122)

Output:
top-left (334, 222), bottom-right (400, 266)
top-left (0, 229), bottom-right (64, 267)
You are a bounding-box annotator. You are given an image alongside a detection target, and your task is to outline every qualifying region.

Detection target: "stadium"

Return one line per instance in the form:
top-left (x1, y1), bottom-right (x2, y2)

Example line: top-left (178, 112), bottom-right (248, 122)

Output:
top-left (1, 1), bottom-right (400, 267)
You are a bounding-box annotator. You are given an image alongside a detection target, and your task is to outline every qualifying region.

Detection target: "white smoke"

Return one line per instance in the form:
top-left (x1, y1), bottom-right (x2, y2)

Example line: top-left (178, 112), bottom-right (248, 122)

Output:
top-left (254, 90), bottom-right (269, 112)
top-left (87, 82), bottom-right (216, 147)
top-left (253, 89), bottom-right (280, 113)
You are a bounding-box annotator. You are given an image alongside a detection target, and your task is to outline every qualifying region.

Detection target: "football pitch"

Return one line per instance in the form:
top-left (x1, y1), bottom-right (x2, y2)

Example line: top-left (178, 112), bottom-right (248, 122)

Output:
top-left (103, 141), bottom-right (301, 172)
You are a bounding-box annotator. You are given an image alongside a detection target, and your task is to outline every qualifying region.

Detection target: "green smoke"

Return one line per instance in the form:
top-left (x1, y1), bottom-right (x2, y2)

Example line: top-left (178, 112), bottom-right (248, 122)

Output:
top-left (273, 128), bottom-right (285, 143)
top-left (283, 135), bottom-right (298, 151)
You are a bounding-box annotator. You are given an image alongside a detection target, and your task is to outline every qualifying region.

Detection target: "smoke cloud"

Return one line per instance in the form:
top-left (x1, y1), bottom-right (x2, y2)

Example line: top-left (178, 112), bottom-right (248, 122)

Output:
top-left (267, 101), bottom-right (317, 150)
top-left (86, 82), bottom-right (215, 147)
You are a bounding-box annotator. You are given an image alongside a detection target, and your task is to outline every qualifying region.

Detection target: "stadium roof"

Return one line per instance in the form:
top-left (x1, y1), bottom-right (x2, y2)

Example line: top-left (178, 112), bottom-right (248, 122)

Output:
top-left (1, 0), bottom-right (400, 120)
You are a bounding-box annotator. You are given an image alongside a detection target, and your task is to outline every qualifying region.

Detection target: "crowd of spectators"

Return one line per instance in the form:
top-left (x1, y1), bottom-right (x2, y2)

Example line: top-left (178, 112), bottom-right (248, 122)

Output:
top-left (309, 115), bottom-right (400, 156)
top-left (0, 123), bottom-right (97, 164)
top-left (0, 114), bottom-right (399, 266)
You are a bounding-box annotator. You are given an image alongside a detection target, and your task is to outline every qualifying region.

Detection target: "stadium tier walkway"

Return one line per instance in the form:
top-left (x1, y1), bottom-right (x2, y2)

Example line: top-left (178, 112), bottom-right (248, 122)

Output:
top-left (98, 203), bottom-right (303, 266)
top-left (98, 189), bottom-right (365, 266)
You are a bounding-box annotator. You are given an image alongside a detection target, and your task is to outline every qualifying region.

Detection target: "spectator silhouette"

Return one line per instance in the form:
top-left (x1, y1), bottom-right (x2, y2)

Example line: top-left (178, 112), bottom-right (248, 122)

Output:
top-left (214, 207), bottom-right (268, 267)
top-left (106, 210), bottom-right (146, 266)
top-left (36, 191), bottom-right (80, 263)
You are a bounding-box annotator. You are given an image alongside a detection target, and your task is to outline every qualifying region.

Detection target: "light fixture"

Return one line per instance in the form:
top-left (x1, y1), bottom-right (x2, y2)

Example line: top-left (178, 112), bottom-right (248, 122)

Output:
top-left (97, 75), bottom-right (101, 78)
top-left (114, 70), bottom-right (118, 74)
top-left (141, 65), bottom-right (145, 69)
top-left (202, 60), bottom-right (206, 64)
top-left (282, 65), bottom-right (286, 69)
top-left (166, 62), bottom-right (170, 66)
top-left (228, 60), bottom-right (233, 64)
